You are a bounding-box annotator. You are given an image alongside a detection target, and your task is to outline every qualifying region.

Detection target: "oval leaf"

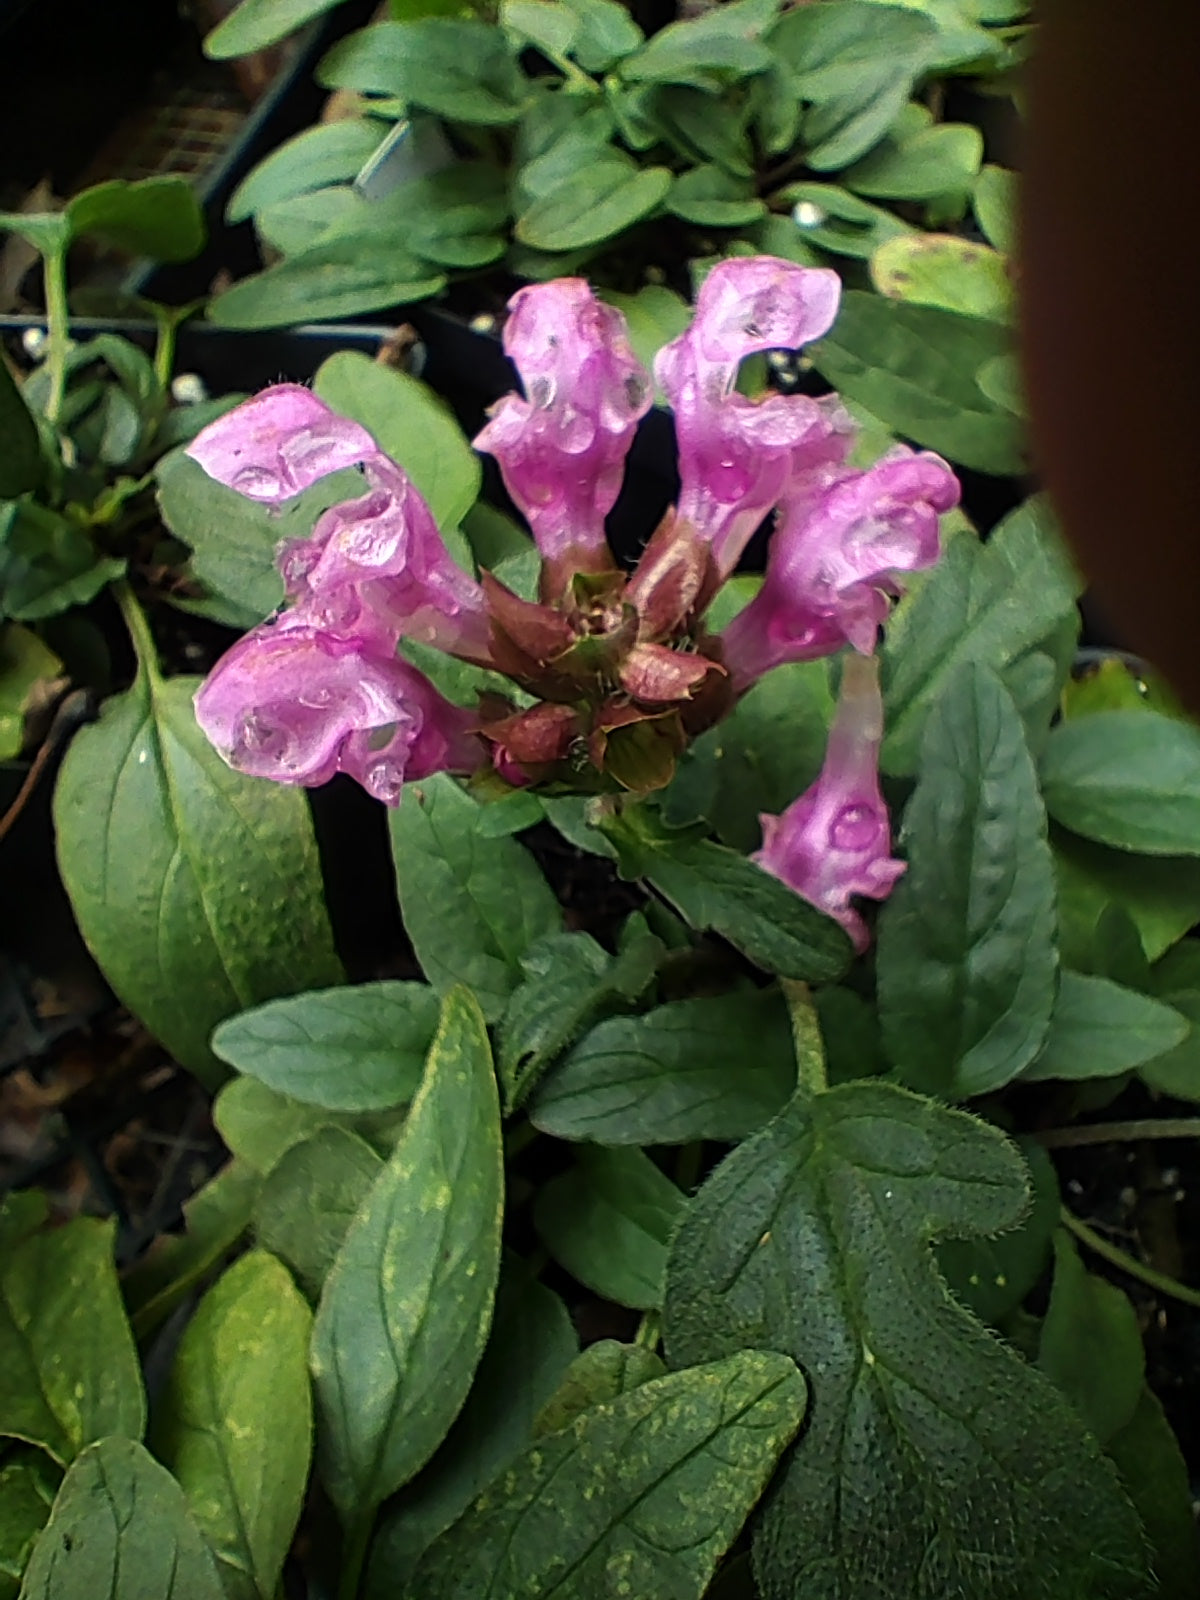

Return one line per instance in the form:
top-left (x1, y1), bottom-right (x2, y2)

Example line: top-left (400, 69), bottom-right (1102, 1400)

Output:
top-left (208, 231), bottom-right (446, 329)
top-left (54, 670), bottom-right (343, 1088)
top-left (877, 664), bottom-right (1058, 1098)
top-left (1041, 709), bottom-right (1200, 856)
top-left (516, 162), bottom-right (673, 251)
top-left (310, 987), bottom-right (503, 1524)
top-left (871, 232), bottom-right (1012, 320)
top-left (152, 1252), bottom-right (313, 1600)
top-left (213, 983), bottom-right (441, 1111)
top-left (206, 0), bottom-right (347, 55)
top-left (253, 1129), bottom-right (383, 1302)
top-left (19, 1438), bottom-right (224, 1600)
top-left (1021, 971), bottom-right (1189, 1083)
top-left (404, 1351), bottom-right (806, 1600)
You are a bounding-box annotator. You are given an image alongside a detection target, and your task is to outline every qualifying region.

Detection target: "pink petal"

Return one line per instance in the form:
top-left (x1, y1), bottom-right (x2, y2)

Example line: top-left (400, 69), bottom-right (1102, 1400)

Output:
top-left (186, 384), bottom-right (378, 504)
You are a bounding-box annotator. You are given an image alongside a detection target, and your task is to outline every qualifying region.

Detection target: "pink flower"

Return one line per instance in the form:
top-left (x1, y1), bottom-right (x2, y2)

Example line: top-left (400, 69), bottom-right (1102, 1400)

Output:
top-left (278, 458), bottom-right (491, 663)
top-left (655, 257), bottom-right (851, 575)
top-left (754, 654), bottom-right (904, 952)
top-left (474, 280), bottom-right (652, 581)
top-left (193, 615), bottom-right (481, 805)
top-left (720, 450), bottom-right (959, 690)
top-left (186, 385), bottom-right (377, 503)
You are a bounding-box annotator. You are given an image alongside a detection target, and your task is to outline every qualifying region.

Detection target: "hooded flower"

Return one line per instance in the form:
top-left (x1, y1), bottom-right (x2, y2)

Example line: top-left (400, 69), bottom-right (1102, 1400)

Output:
top-left (720, 449), bottom-right (959, 690)
top-left (754, 653), bottom-right (904, 951)
top-left (193, 612), bottom-right (480, 805)
top-left (185, 384), bottom-right (378, 503)
top-left (474, 279), bottom-right (652, 582)
top-left (655, 257), bottom-right (853, 576)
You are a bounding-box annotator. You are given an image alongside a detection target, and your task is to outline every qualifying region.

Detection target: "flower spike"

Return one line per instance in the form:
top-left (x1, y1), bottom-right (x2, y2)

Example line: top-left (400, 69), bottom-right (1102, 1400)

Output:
top-left (655, 257), bottom-right (851, 575)
top-left (754, 653), bottom-right (904, 951)
top-left (475, 279), bottom-right (652, 584)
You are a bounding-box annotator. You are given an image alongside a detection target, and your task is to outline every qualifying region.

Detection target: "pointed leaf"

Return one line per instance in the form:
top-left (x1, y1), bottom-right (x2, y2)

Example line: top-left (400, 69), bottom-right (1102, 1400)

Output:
top-left (310, 988), bottom-right (503, 1523)
top-left (18, 1439), bottom-right (224, 1600)
top-left (404, 1352), bottom-right (806, 1600)
top-left (153, 1252), bottom-right (313, 1600)
top-left (1020, 971), bottom-right (1189, 1082)
top-left (253, 1129), bottom-right (383, 1302)
top-left (1041, 708), bottom-right (1200, 856)
top-left (1037, 1233), bottom-right (1143, 1445)
top-left (533, 1339), bottom-right (665, 1435)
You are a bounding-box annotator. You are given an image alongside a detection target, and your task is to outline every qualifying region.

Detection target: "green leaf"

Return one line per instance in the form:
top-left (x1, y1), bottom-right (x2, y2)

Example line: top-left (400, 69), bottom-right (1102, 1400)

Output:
top-left (314, 350), bottom-right (481, 530)
top-left (533, 1146), bottom-right (683, 1310)
top-left (1037, 1232), bottom-right (1143, 1446)
top-left (155, 450), bottom-right (360, 621)
top-left (227, 119), bottom-right (383, 222)
top-left (152, 1252), bottom-right (312, 1600)
top-left (936, 1137), bottom-right (1059, 1323)
top-left (0, 504), bottom-right (125, 623)
top-left (310, 987), bottom-right (503, 1524)
top-left (644, 83), bottom-right (754, 175)
top-left (843, 119), bottom-right (982, 200)
top-left (497, 930), bottom-right (661, 1111)
top-left (974, 162), bottom-right (1017, 253)
top-left (809, 290), bottom-right (1027, 473)
top-left (368, 164), bottom-right (509, 268)
top-left (502, 0), bottom-right (579, 58)
top-left (19, 1438), bottom-right (224, 1600)
top-left (877, 664), bottom-right (1058, 1098)
top-left (0, 212), bottom-right (70, 257)
top-left (532, 1339), bottom-right (664, 1436)
top-left (1020, 971), bottom-right (1188, 1083)
top-left (871, 232), bottom-right (1012, 319)
top-left (880, 496), bottom-right (1081, 774)
top-left (364, 1266), bottom-right (576, 1593)
top-left (531, 988), bottom-right (796, 1144)
top-left (802, 68), bottom-right (912, 169)
top-left (123, 1161), bottom-right (262, 1339)
top-left (1053, 828), bottom-right (1200, 965)
top-left (404, 1351), bottom-right (806, 1600)
top-left (213, 1077), bottom-right (404, 1176)
top-left (1041, 709), bottom-right (1200, 856)
top-left (54, 670), bottom-right (342, 1088)
top-left (253, 1128), bottom-right (382, 1301)
top-left (781, 181), bottom-right (912, 259)
top-left (0, 624), bottom-right (61, 759)
top-left (319, 19), bottom-right (529, 122)
top-left (516, 160), bottom-right (672, 251)
top-left (663, 1080), bottom-right (1150, 1600)
top-left (666, 165), bottom-right (765, 227)
top-left (212, 982), bottom-right (441, 1112)
top-left (1108, 1389), bottom-right (1200, 1600)
top-left (619, 0), bottom-right (778, 89)
top-left (603, 809), bottom-right (853, 982)
top-left (0, 1206), bottom-right (144, 1464)
top-left (211, 225), bottom-right (446, 327)
top-left (65, 178), bottom-right (205, 262)
top-left (0, 359), bottom-right (42, 499)
top-left (390, 773), bottom-right (562, 1022)
top-left (768, 1), bottom-right (936, 99)
top-left (0, 1447), bottom-right (57, 1600)
top-left (206, 0), bottom-right (347, 55)
top-left (561, 0), bottom-right (642, 72)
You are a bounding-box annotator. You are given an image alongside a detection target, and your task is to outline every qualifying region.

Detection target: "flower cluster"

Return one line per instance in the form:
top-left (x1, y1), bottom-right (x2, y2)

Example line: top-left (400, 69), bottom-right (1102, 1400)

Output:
top-left (188, 256), bottom-right (959, 946)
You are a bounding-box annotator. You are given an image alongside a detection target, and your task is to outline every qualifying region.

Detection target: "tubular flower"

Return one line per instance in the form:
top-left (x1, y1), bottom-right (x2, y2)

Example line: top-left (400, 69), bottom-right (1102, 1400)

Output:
top-left (474, 279), bottom-right (652, 582)
top-left (720, 449), bottom-right (959, 690)
top-left (193, 615), bottom-right (480, 805)
top-left (655, 257), bottom-right (852, 576)
top-left (754, 654), bottom-right (904, 951)
top-left (277, 457), bottom-right (491, 662)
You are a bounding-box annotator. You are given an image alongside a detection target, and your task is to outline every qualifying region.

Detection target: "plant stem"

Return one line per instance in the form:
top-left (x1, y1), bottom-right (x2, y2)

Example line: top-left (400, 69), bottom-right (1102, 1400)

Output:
top-left (635, 1309), bottom-right (661, 1351)
top-left (1060, 1207), bottom-right (1200, 1310)
top-left (337, 1512), bottom-right (374, 1600)
top-left (42, 245), bottom-right (71, 427)
top-left (781, 979), bottom-right (827, 1096)
top-left (113, 580), bottom-right (162, 684)
top-left (153, 315), bottom-right (178, 395)
top-left (1037, 1118), bottom-right (1200, 1150)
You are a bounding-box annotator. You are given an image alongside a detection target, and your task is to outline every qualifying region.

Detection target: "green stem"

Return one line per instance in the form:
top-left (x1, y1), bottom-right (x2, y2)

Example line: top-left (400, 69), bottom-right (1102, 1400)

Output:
top-left (780, 979), bottom-right (827, 1097)
top-left (42, 245), bottom-right (71, 427)
top-left (546, 50), bottom-right (599, 92)
top-left (338, 1511), bottom-right (374, 1600)
top-left (635, 1309), bottom-right (661, 1351)
top-left (1060, 1207), bottom-right (1200, 1310)
top-left (153, 315), bottom-right (178, 395)
top-left (1037, 1117), bottom-right (1200, 1151)
top-left (113, 580), bottom-right (162, 684)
